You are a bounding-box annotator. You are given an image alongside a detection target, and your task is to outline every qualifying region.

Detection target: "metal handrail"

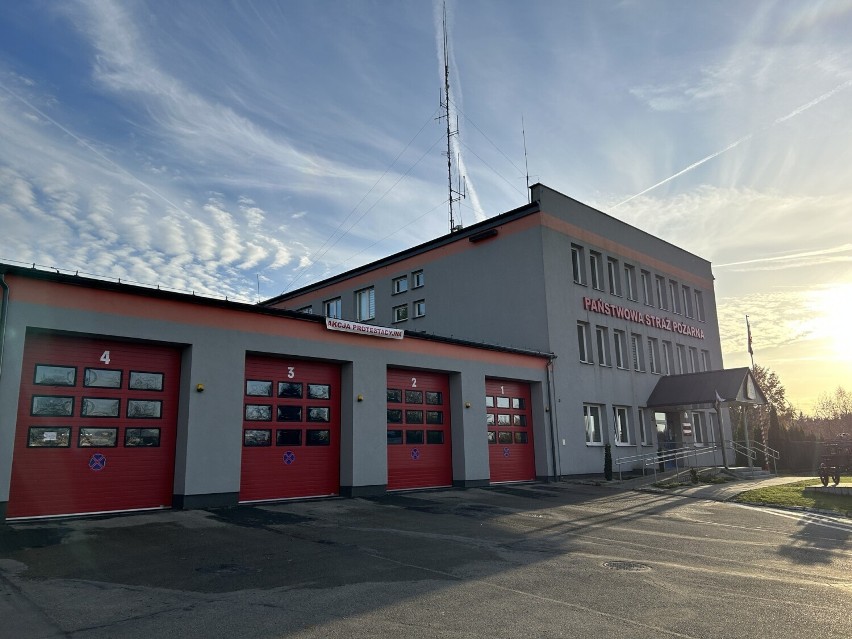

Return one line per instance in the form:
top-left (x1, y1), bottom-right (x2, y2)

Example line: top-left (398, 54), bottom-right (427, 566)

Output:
top-left (730, 439), bottom-right (780, 476)
top-left (614, 444), bottom-right (722, 481)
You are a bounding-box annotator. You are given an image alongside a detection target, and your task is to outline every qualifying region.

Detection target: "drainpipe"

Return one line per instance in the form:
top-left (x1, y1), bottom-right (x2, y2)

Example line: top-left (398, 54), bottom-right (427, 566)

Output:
top-left (546, 356), bottom-right (560, 480)
top-left (0, 274), bottom-right (9, 383)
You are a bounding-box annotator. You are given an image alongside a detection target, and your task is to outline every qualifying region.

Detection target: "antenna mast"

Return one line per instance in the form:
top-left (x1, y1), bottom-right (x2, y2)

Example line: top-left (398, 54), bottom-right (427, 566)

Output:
top-left (440, 2), bottom-right (464, 233)
top-left (522, 115), bottom-right (531, 204)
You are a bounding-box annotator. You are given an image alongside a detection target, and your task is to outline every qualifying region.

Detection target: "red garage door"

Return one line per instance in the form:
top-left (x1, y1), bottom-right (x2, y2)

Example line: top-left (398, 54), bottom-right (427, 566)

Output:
top-left (486, 379), bottom-right (535, 483)
top-left (240, 355), bottom-right (340, 501)
top-left (8, 333), bottom-right (181, 519)
top-left (386, 369), bottom-right (452, 490)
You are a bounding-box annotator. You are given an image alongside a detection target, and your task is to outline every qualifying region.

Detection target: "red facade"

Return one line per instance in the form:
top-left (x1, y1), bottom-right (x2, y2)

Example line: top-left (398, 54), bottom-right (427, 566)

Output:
top-left (386, 368), bottom-right (453, 490)
top-left (240, 355), bottom-right (341, 501)
top-left (8, 333), bottom-right (180, 518)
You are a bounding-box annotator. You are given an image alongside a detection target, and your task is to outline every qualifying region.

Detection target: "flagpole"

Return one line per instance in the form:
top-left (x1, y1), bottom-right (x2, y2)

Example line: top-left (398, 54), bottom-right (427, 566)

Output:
top-left (746, 314), bottom-right (755, 370)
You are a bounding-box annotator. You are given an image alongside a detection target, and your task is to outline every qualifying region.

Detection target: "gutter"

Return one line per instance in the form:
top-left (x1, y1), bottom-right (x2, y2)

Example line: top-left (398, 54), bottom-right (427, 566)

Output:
top-left (0, 274), bottom-right (8, 382)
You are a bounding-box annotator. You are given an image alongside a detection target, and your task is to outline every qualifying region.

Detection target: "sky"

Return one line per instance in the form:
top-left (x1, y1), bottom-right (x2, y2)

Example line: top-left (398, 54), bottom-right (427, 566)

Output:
top-left (1, 0), bottom-right (851, 413)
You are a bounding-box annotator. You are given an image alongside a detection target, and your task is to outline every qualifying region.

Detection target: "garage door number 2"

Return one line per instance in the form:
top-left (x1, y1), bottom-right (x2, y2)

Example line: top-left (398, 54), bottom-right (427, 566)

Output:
top-left (100, 350), bottom-right (111, 365)
top-left (410, 377), bottom-right (417, 388)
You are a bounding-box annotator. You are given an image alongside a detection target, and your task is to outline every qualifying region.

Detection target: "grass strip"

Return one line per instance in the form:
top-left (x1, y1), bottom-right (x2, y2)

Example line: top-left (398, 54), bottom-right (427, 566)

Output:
top-left (733, 477), bottom-right (852, 517)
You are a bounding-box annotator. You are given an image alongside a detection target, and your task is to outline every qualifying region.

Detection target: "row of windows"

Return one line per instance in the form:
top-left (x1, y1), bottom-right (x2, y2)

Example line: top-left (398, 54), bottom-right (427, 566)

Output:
top-left (583, 404), bottom-right (717, 446)
top-left (246, 381), bottom-right (331, 399)
top-left (245, 405), bottom-right (331, 422)
top-left (571, 245), bottom-right (706, 321)
top-left (244, 428), bottom-right (331, 447)
top-left (299, 270), bottom-right (425, 322)
top-left (388, 429), bottom-right (444, 445)
top-left (32, 365), bottom-right (165, 390)
top-left (27, 426), bottom-right (161, 448)
top-left (30, 396), bottom-right (163, 419)
top-left (577, 323), bottom-right (711, 373)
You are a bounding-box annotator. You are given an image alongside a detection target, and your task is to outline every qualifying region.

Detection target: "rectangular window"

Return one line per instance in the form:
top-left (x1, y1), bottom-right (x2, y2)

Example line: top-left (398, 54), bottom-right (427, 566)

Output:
top-left (276, 429), bottom-right (302, 446)
top-left (83, 368), bottom-right (122, 388)
top-left (638, 410), bottom-right (651, 445)
top-left (614, 407), bottom-right (632, 445)
top-left (676, 344), bottom-right (687, 374)
top-left (571, 244), bottom-right (586, 284)
top-left (613, 330), bottom-right (627, 369)
top-left (624, 264), bottom-right (637, 301)
top-left (584, 404), bottom-right (603, 445)
top-left (701, 350), bottom-right (711, 372)
top-left (641, 270), bottom-right (652, 306)
top-left (278, 406), bottom-right (303, 422)
top-left (413, 299), bottom-right (426, 318)
top-left (27, 426), bottom-right (71, 448)
top-left (278, 382), bottom-right (303, 398)
top-left (307, 407), bottom-right (330, 422)
top-left (406, 430), bottom-right (424, 445)
top-left (688, 347), bottom-right (699, 373)
top-left (82, 397), bottom-right (120, 418)
top-left (589, 252), bottom-right (603, 290)
top-left (306, 429), bottom-right (331, 446)
top-left (245, 404), bottom-right (272, 421)
top-left (694, 290), bottom-right (706, 322)
top-left (392, 304), bottom-right (408, 323)
top-left (631, 333), bottom-right (645, 372)
top-left (692, 412), bottom-right (706, 444)
top-left (246, 380), bottom-right (273, 397)
top-left (648, 337), bottom-right (660, 374)
top-left (405, 410), bottom-right (424, 423)
top-left (78, 427), bottom-right (118, 448)
top-left (324, 297), bottom-right (342, 319)
top-left (355, 287), bottom-right (375, 321)
top-left (129, 371), bottom-right (164, 391)
top-left (387, 429), bottom-right (403, 445)
top-left (296, 305), bottom-right (313, 314)
top-left (34, 364), bottom-right (77, 386)
top-left (243, 429), bottom-right (272, 447)
top-left (125, 428), bottom-right (160, 447)
top-left (31, 396), bottom-right (74, 417)
top-left (708, 412), bottom-right (718, 444)
top-left (662, 341), bottom-right (674, 375)
top-left (682, 285), bottom-right (694, 318)
top-left (412, 270), bottom-right (424, 288)
top-left (308, 384), bottom-right (331, 400)
top-left (426, 430), bottom-right (444, 444)
top-left (655, 275), bottom-right (667, 310)
top-left (392, 276), bottom-right (408, 294)
top-left (669, 280), bottom-right (680, 314)
top-left (607, 258), bottom-right (621, 296)
top-left (595, 326), bottom-right (611, 367)
top-left (577, 322), bottom-right (592, 363)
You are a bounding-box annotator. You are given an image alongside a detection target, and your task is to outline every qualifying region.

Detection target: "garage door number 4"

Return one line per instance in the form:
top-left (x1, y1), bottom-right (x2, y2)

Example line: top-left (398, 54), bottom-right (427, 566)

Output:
top-left (100, 350), bottom-right (111, 365)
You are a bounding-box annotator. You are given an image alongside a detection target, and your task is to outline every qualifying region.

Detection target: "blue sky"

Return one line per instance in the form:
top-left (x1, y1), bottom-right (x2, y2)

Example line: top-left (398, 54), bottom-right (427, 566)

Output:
top-left (1, 0), bottom-right (851, 410)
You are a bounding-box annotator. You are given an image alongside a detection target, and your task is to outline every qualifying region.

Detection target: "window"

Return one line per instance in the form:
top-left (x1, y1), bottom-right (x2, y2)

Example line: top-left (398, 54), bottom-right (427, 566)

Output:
top-left (631, 333), bottom-right (645, 372)
top-left (648, 337), bottom-right (660, 374)
top-left (641, 270), bottom-right (652, 306)
top-left (607, 258), bottom-right (621, 296)
top-left (577, 322), bottom-right (592, 363)
top-left (682, 285), bottom-right (694, 318)
top-left (589, 252), bottom-right (603, 290)
top-left (27, 426), bottom-right (71, 447)
top-left (662, 341), bottom-right (674, 375)
top-left (613, 330), bottom-right (627, 369)
top-left (296, 305), bottom-right (313, 314)
top-left (324, 297), bottom-right (342, 319)
top-left (392, 276), bottom-right (408, 294)
top-left (412, 270), bottom-right (424, 288)
top-left (595, 326), bottom-right (611, 367)
top-left (638, 410), bottom-right (651, 446)
top-left (571, 244), bottom-right (586, 284)
top-left (694, 290), bottom-right (706, 322)
top-left (669, 280), bottom-right (680, 314)
top-left (584, 404), bottom-right (602, 445)
top-left (708, 412), bottom-right (718, 444)
top-left (614, 407), bottom-right (631, 445)
top-left (655, 275), bottom-right (667, 310)
top-left (692, 412), bottom-right (706, 444)
top-left (701, 350), bottom-right (711, 372)
top-left (129, 371), bottom-right (163, 391)
top-left (355, 287), bottom-right (375, 321)
top-left (624, 264), bottom-right (637, 301)
top-left (34, 365), bottom-right (76, 386)
top-left (688, 347), bottom-right (699, 373)
top-left (413, 299), bottom-right (426, 318)
top-left (392, 304), bottom-right (408, 323)
top-left (676, 344), bottom-right (687, 374)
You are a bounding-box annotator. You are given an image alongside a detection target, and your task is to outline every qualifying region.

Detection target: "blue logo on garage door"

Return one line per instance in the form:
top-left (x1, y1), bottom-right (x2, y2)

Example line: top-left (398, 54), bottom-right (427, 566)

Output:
top-left (88, 453), bottom-right (107, 471)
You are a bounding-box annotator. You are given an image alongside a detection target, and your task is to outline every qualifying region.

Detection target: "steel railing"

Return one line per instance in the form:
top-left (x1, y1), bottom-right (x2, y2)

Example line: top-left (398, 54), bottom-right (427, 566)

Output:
top-left (614, 444), bottom-right (724, 482)
top-left (730, 439), bottom-right (780, 476)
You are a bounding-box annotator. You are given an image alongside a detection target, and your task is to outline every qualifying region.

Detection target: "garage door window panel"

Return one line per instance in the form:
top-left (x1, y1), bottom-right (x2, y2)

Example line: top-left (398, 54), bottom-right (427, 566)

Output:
top-left (307, 407), bottom-right (330, 422)
top-left (513, 414), bottom-right (527, 427)
top-left (425, 410), bottom-right (443, 424)
top-left (498, 432), bottom-right (513, 444)
top-left (31, 396), bottom-right (74, 417)
top-left (245, 404), bottom-right (272, 421)
top-left (514, 432), bottom-right (528, 444)
top-left (276, 429), bottom-right (302, 446)
top-left (84, 368), bottom-right (122, 389)
top-left (246, 380), bottom-right (273, 397)
top-left (82, 398), bottom-right (120, 418)
top-left (306, 429), bottom-right (331, 446)
top-left (487, 431), bottom-right (497, 444)
top-left (278, 382), bottom-right (303, 398)
top-left (405, 390), bottom-right (423, 404)
top-left (125, 428), bottom-right (160, 447)
top-left (387, 409), bottom-right (403, 423)
top-left (406, 430), bottom-right (425, 444)
top-left (244, 429), bottom-right (272, 447)
top-left (387, 388), bottom-right (402, 403)
top-left (497, 414), bottom-right (511, 426)
top-left (426, 391), bottom-right (443, 405)
top-left (405, 410), bottom-right (424, 424)
top-left (308, 384), bottom-right (331, 400)
top-left (426, 430), bottom-right (444, 444)
top-left (127, 400), bottom-right (162, 419)
top-left (79, 427), bottom-right (118, 447)
top-left (278, 406), bottom-right (302, 422)
top-left (496, 397), bottom-right (510, 409)
top-left (387, 429), bottom-right (403, 445)
top-left (128, 371), bottom-right (164, 392)
top-left (27, 426), bottom-right (71, 448)
top-left (34, 365), bottom-right (77, 386)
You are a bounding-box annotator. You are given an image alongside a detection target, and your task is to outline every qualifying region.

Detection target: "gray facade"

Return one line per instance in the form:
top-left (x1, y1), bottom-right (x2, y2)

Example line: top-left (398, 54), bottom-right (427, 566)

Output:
top-left (270, 184), bottom-right (731, 475)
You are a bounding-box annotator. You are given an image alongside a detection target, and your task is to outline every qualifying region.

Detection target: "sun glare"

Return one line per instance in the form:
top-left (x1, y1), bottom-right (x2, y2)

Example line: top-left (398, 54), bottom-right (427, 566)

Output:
top-left (806, 283), bottom-right (852, 361)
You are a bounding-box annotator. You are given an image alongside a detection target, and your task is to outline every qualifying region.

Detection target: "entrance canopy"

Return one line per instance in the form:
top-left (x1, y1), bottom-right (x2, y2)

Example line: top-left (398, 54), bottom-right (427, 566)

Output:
top-left (646, 367), bottom-right (767, 411)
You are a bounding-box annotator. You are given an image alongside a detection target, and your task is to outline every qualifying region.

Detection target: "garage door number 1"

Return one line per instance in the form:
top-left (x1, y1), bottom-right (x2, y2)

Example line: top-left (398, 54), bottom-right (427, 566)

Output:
top-left (100, 350), bottom-right (111, 365)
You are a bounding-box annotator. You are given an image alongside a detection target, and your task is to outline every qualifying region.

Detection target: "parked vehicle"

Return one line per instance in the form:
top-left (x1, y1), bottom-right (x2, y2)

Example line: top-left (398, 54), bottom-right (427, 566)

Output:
top-left (818, 433), bottom-right (851, 487)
